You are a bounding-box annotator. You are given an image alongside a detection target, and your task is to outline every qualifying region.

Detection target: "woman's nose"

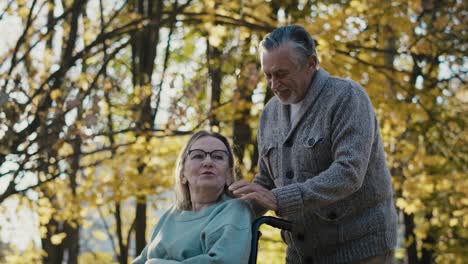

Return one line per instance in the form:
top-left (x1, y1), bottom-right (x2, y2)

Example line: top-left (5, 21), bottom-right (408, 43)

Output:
top-left (201, 156), bottom-right (214, 166)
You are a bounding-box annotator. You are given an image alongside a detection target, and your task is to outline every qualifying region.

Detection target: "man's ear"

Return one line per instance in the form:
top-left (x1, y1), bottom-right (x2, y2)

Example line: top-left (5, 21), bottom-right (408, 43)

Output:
top-left (308, 55), bottom-right (318, 71)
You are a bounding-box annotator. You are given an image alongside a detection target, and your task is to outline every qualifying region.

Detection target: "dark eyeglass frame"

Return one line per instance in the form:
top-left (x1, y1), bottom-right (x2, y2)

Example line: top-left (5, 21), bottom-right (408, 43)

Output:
top-left (188, 149), bottom-right (229, 162)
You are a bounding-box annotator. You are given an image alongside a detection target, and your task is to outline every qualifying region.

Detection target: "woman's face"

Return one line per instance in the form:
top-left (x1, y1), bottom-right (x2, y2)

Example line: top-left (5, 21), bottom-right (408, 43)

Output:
top-left (182, 136), bottom-right (231, 194)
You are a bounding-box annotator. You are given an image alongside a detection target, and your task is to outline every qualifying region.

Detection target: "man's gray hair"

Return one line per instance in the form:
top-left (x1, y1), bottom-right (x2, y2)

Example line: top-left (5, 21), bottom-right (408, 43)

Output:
top-left (259, 25), bottom-right (319, 69)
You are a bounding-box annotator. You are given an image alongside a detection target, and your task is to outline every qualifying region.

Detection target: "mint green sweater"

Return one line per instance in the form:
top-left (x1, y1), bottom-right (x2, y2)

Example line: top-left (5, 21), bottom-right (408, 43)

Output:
top-left (132, 195), bottom-right (253, 264)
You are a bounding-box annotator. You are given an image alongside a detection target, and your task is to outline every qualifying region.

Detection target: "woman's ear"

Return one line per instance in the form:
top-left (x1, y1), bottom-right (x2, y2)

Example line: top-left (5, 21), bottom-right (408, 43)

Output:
top-left (225, 175), bottom-right (233, 186)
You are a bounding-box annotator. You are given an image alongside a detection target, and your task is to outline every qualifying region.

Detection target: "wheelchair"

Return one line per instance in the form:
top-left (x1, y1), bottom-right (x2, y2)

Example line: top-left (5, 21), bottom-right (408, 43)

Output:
top-left (249, 216), bottom-right (293, 264)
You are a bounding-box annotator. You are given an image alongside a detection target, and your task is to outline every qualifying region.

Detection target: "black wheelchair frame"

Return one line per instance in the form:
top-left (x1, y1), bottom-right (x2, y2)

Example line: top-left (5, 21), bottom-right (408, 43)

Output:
top-left (249, 216), bottom-right (293, 264)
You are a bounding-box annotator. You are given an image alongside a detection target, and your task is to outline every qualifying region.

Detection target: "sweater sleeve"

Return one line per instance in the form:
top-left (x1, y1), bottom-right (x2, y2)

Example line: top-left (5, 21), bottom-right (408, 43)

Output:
top-left (144, 200), bottom-right (253, 264)
top-left (143, 225), bottom-right (251, 264)
top-left (273, 83), bottom-right (376, 216)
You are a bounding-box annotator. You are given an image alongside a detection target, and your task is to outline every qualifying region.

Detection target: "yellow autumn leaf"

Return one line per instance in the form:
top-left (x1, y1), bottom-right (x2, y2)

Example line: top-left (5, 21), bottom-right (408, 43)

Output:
top-left (50, 89), bottom-right (62, 101)
top-left (79, 252), bottom-right (114, 263)
top-left (18, 7), bottom-right (29, 20)
top-left (92, 230), bottom-right (108, 241)
top-left (460, 198), bottom-right (468, 206)
top-left (58, 142), bottom-right (74, 157)
top-left (350, 0), bottom-right (360, 8)
top-left (413, 222), bottom-right (430, 239)
top-left (449, 218), bottom-right (459, 227)
top-left (207, 25), bottom-right (226, 48)
top-left (452, 210), bottom-right (464, 217)
top-left (39, 226), bottom-right (48, 238)
top-left (396, 198), bottom-right (407, 209)
top-left (51, 232), bottom-right (67, 245)
top-left (141, 84), bottom-right (152, 96)
top-left (413, 39), bottom-right (432, 54)
top-left (43, 48), bottom-right (53, 69)
top-left (83, 30), bottom-right (94, 43)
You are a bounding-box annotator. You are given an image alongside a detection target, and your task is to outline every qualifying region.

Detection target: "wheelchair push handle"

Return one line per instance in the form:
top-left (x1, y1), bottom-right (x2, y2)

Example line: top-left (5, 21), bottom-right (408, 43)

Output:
top-left (249, 216), bottom-right (293, 264)
top-left (252, 216), bottom-right (293, 231)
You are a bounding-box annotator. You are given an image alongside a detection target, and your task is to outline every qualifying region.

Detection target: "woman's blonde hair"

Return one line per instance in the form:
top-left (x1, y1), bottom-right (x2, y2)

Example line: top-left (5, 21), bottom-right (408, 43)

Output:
top-left (174, 130), bottom-right (236, 210)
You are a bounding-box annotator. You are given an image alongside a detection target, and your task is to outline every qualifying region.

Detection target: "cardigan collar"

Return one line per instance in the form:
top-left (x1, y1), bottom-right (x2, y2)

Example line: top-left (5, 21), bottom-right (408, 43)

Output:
top-left (280, 68), bottom-right (330, 144)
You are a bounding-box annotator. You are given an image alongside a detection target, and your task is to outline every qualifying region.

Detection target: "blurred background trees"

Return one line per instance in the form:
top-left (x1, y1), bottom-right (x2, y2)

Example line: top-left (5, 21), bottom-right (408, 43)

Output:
top-left (0, 0), bottom-right (466, 263)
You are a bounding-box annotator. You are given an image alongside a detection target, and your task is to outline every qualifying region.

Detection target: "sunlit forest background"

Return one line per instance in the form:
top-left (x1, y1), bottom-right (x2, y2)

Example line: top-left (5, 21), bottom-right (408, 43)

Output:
top-left (0, 0), bottom-right (466, 263)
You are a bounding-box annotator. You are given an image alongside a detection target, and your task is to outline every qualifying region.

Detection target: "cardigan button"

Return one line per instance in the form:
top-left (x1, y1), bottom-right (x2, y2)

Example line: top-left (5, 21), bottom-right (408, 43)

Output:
top-left (327, 211), bottom-right (338, 220)
top-left (296, 232), bottom-right (305, 241)
top-left (286, 171), bottom-right (294, 179)
top-left (307, 137), bottom-right (315, 146)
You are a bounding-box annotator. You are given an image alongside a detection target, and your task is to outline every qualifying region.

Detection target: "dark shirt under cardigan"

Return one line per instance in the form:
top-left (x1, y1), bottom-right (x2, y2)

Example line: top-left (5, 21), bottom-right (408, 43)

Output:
top-left (253, 68), bottom-right (398, 264)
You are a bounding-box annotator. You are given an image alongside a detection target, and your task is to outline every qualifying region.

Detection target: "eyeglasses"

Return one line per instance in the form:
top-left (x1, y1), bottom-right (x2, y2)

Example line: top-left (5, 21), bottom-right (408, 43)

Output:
top-left (188, 149), bottom-right (229, 163)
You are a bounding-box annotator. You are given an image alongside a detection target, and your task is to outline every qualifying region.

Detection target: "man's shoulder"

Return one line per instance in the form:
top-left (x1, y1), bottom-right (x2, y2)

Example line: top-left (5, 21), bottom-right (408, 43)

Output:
top-left (325, 74), bottom-right (369, 99)
top-left (263, 95), bottom-right (281, 111)
top-left (327, 74), bottom-right (358, 89)
top-left (258, 96), bottom-right (281, 124)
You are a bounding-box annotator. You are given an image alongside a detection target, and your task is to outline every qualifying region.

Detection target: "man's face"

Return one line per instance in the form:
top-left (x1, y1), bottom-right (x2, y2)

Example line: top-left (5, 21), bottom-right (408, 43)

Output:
top-left (261, 43), bottom-right (316, 104)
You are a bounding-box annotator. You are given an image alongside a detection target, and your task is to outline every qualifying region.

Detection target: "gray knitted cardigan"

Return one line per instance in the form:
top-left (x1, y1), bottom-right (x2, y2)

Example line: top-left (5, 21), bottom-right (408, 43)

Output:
top-left (253, 68), bottom-right (398, 263)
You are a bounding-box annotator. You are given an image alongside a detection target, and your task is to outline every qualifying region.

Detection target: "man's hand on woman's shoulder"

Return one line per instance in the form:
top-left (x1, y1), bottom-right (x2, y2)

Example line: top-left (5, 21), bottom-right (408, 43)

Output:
top-left (229, 179), bottom-right (278, 211)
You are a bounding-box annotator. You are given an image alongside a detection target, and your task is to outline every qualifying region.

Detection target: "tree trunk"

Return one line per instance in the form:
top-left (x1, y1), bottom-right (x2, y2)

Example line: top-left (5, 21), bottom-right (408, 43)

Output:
top-left (404, 212), bottom-right (419, 264)
top-left (63, 136), bottom-right (82, 264)
top-left (135, 196), bottom-right (147, 256)
top-left (232, 34), bottom-right (261, 177)
top-left (41, 218), bottom-right (64, 264)
top-left (129, 0), bottom-right (164, 257)
top-left (39, 1), bottom-right (85, 262)
top-left (115, 203), bottom-right (128, 264)
top-left (206, 41), bottom-right (222, 129)
top-left (63, 221), bottom-right (80, 264)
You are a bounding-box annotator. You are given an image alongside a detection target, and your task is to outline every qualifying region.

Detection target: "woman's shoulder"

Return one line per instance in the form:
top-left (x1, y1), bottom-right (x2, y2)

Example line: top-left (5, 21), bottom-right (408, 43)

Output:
top-left (202, 200), bottom-right (252, 234)
top-left (212, 196), bottom-right (253, 223)
top-left (219, 194), bottom-right (248, 207)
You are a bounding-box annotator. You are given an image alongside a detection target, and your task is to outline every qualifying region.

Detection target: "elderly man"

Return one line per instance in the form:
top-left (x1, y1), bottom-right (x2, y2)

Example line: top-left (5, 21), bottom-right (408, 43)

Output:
top-left (230, 25), bottom-right (397, 264)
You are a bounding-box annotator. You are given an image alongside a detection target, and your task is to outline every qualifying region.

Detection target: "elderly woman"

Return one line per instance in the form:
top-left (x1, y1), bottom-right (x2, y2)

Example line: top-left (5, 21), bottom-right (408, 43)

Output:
top-left (132, 131), bottom-right (253, 264)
